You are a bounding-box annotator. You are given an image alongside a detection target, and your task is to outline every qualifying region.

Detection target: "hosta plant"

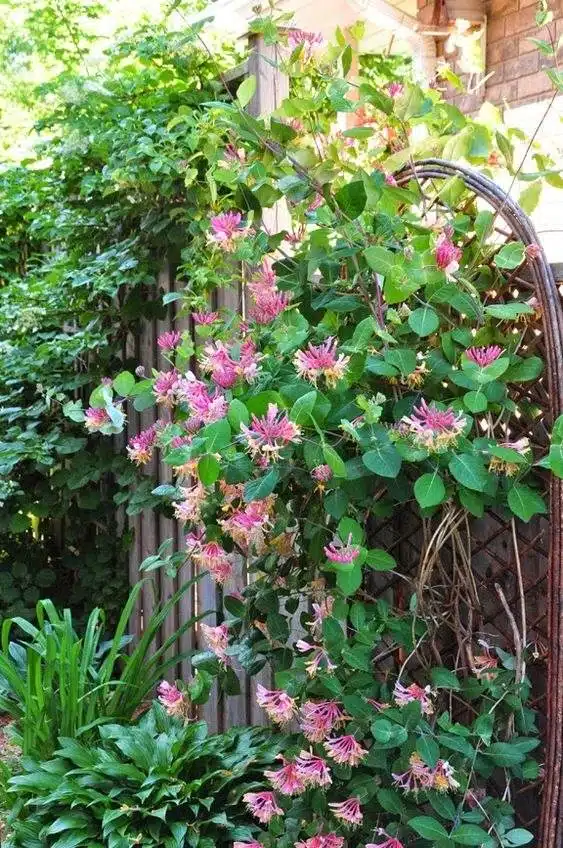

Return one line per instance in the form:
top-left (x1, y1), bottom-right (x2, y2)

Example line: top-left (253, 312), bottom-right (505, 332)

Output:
top-left (84, 9), bottom-right (563, 848)
top-left (5, 703), bottom-right (285, 848)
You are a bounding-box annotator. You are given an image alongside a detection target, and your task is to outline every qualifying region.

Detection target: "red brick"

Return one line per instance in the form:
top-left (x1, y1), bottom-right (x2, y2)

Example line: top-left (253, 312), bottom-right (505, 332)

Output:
top-left (486, 80), bottom-right (519, 102)
top-left (503, 51), bottom-right (540, 79)
top-left (519, 29), bottom-right (540, 54)
top-left (517, 70), bottom-right (555, 101)
top-left (488, 0), bottom-right (517, 13)
top-left (519, 0), bottom-right (539, 7)
top-left (504, 5), bottom-right (538, 36)
top-left (487, 38), bottom-right (519, 66)
top-left (487, 15), bottom-right (506, 41)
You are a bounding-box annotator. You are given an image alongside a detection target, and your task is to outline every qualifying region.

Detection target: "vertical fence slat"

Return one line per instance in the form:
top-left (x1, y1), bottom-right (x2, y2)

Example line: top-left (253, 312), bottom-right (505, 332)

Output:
top-left (126, 331), bottom-right (143, 641)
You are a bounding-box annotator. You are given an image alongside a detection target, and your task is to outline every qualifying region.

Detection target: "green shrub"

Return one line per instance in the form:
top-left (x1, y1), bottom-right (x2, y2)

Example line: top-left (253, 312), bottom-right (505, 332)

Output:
top-left (5, 703), bottom-right (284, 848)
top-left (0, 578), bottom-right (205, 759)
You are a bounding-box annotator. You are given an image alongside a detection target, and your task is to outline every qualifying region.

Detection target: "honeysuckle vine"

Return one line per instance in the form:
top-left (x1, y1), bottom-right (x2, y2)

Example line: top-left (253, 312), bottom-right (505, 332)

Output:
top-left (78, 11), bottom-right (563, 848)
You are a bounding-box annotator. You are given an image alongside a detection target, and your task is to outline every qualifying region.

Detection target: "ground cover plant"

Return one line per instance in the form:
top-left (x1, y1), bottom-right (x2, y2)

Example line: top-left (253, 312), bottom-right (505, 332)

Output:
top-left (82, 5), bottom-right (563, 846)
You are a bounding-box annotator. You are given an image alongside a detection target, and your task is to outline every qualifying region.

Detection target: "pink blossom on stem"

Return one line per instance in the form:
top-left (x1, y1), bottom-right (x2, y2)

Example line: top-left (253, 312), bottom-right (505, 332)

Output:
top-left (239, 337), bottom-right (262, 382)
top-left (328, 796), bottom-right (363, 826)
top-left (224, 142), bottom-right (246, 164)
top-left (177, 372), bottom-right (228, 430)
top-left (308, 597), bottom-right (334, 638)
top-left (287, 28), bottom-right (324, 57)
top-left (432, 759), bottom-right (460, 792)
top-left (392, 752), bottom-right (434, 793)
top-left (295, 750), bottom-right (332, 787)
top-left (192, 310), bottom-right (219, 326)
top-left (209, 211), bottom-right (247, 250)
top-left (193, 541), bottom-right (233, 585)
top-left (234, 843), bottom-right (263, 848)
top-left (156, 680), bottom-right (182, 707)
top-left (393, 682), bottom-right (434, 715)
top-left (385, 173), bottom-right (398, 187)
top-left (127, 425), bottom-right (157, 466)
top-left (220, 498), bottom-right (274, 552)
top-left (157, 330), bottom-right (182, 352)
top-left (256, 684), bottom-right (297, 724)
top-left (387, 81), bottom-right (404, 98)
top-left (296, 641), bottom-right (337, 677)
top-left (435, 229), bottom-right (462, 276)
top-left (240, 404), bottom-right (301, 462)
top-left (299, 700), bottom-right (346, 741)
top-left (367, 830), bottom-right (405, 848)
top-left (296, 836), bottom-right (345, 848)
top-left (200, 342), bottom-right (239, 388)
top-left (401, 398), bottom-right (465, 451)
top-left (324, 535), bottom-right (360, 564)
top-left (264, 759), bottom-right (305, 795)
top-left (200, 622), bottom-right (229, 664)
top-left (154, 369), bottom-right (180, 406)
top-left (174, 483), bottom-right (206, 524)
top-left (243, 791), bottom-right (283, 823)
top-left (525, 242), bottom-right (541, 260)
top-left (465, 345), bottom-right (503, 367)
top-left (294, 337), bottom-right (350, 387)
top-left (324, 734), bottom-right (368, 766)
top-left (84, 407), bottom-right (111, 432)
top-left (311, 464), bottom-right (332, 483)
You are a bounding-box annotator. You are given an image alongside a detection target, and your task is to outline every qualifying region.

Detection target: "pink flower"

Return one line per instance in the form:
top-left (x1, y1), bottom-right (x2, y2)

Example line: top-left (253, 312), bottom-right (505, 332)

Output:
top-left (296, 837), bottom-right (345, 848)
top-left (324, 734), bottom-right (368, 766)
top-left (248, 260), bottom-right (291, 325)
top-left (393, 682), bottom-right (434, 715)
top-left (295, 751), bottom-right (332, 787)
top-left (324, 535), bottom-right (360, 564)
top-left (307, 193), bottom-right (324, 213)
top-left (224, 143), bottom-right (245, 163)
top-left (210, 211), bottom-right (247, 250)
top-left (177, 373), bottom-right (228, 430)
top-left (84, 407), bottom-right (111, 431)
top-left (435, 229), bottom-right (462, 275)
top-left (368, 830), bottom-right (405, 848)
top-left (294, 338), bottom-right (350, 387)
top-left (234, 843), bottom-right (263, 848)
top-left (154, 369), bottom-right (180, 406)
top-left (299, 700), bottom-right (346, 742)
top-left (127, 425), bottom-right (157, 466)
top-left (296, 641), bottom-right (337, 677)
top-left (193, 311), bottom-right (219, 325)
top-left (308, 597), bottom-right (334, 638)
top-left (465, 345), bottom-right (503, 367)
top-left (392, 752), bottom-right (434, 793)
top-left (239, 337), bottom-right (262, 382)
top-left (240, 404), bottom-right (301, 462)
top-left (201, 339), bottom-right (261, 388)
top-left (328, 796), bottom-right (363, 826)
top-left (174, 483), bottom-right (206, 524)
top-left (387, 81), bottom-right (404, 98)
top-left (401, 398), bottom-right (465, 451)
top-left (200, 622), bottom-right (229, 664)
top-left (311, 464), bottom-right (332, 483)
top-left (156, 680), bottom-right (182, 706)
top-left (287, 28), bottom-right (324, 57)
top-left (243, 791), bottom-right (283, 823)
top-left (385, 173), bottom-right (398, 187)
top-left (220, 498), bottom-right (274, 552)
top-left (193, 542), bottom-right (233, 585)
top-left (256, 684), bottom-right (297, 724)
top-left (432, 759), bottom-right (460, 792)
top-left (265, 760), bottom-right (305, 795)
top-left (157, 330), bottom-right (182, 351)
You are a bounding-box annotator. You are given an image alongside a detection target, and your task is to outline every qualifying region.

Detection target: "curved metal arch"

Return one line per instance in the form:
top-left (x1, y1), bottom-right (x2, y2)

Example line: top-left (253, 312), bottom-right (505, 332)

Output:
top-left (394, 159), bottom-right (563, 846)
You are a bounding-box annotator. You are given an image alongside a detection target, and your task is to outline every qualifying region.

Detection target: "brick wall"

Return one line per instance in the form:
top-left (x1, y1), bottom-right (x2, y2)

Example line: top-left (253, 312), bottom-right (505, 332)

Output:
top-left (484, 0), bottom-right (562, 106)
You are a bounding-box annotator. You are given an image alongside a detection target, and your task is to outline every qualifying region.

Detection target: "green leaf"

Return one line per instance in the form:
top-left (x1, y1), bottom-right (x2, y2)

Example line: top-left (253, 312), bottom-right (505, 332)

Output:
top-left (335, 181), bottom-right (367, 219)
top-left (414, 471), bottom-right (446, 508)
top-left (384, 265), bottom-right (421, 304)
top-left (416, 736), bottom-right (440, 767)
top-left (431, 667), bottom-right (461, 689)
top-left (507, 484), bottom-right (547, 522)
top-left (409, 816), bottom-right (449, 842)
top-left (290, 390), bottom-right (317, 425)
top-left (363, 245), bottom-right (397, 274)
top-left (324, 489), bottom-right (349, 519)
top-left (385, 348), bottom-right (417, 376)
top-left (484, 302), bottom-right (533, 319)
top-left (408, 306), bottom-right (440, 336)
top-left (113, 371), bottom-right (135, 397)
top-left (244, 469), bottom-right (279, 502)
top-left (463, 390), bottom-right (488, 413)
top-left (519, 181), bottom-right (542, 215)
top-left (201, 419), bottom-right (232, 452)
top-left (323, 443), bottom-right (347, 477)
top-left (504, 356), bottom-right (543, 382)
top-left (236, 75), bottom-right (257, 108)
top-left (363, 439), bottom-right (402, 479)
top-left (504, 829), bottom-right (534, 846)
top-left (449, 454), bottom-right (489, 492)
top-left (198, 454), bottom-right (221, 486)
top-left (494, 241), bottom-right (526, 270)
top-left (337, 562), bottom-right (362, 596)
top-left (227, 398), bottom-right (250, 431)
top-left (452, 824), bottom-right (494, 845)
top-left (365, 549), bottom-right (396, 571)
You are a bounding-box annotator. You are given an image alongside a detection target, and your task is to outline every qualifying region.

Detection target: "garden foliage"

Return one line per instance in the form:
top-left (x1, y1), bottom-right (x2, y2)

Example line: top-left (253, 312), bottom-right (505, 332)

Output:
top-left (81, 9), bottom-right (563, 847)
top-left (6, 703), bottom-right (284, 848)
